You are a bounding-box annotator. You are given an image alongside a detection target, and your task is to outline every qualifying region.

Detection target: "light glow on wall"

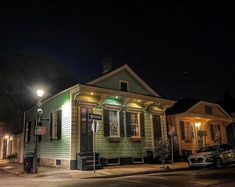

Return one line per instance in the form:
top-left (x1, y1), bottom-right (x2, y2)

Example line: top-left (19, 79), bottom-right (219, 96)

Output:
top-left (62, 100), bottom-right (71, 117)
top-left (195, 122), bottom-right (201, 128)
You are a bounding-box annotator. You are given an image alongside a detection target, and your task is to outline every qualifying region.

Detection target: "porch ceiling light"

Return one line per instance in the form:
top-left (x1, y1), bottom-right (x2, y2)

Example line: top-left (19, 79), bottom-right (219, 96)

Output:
top-left (195, 122), bottom-right (201, 128)
top-left (115, 96), bottom-right (119, 99)
top-left (4, 135), bottom-right (9, 139)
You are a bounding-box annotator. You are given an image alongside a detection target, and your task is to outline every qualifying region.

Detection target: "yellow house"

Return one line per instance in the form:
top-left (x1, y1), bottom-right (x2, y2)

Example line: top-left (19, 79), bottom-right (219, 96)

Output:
top-left (166, 99), bottom-right (232, 158)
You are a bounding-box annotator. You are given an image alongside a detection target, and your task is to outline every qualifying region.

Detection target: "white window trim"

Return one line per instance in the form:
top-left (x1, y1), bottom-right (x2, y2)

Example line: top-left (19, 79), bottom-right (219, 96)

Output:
top-left (130, 111), bottom-right (141, 138)
top-left (119, 80), bottom-right (129, 92)
top-left (108, 109), bottom-right (120, 138)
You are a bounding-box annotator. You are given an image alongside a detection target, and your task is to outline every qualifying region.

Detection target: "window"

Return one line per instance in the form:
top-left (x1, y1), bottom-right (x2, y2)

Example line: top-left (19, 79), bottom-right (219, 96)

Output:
top-left (126, 111), bottom-right (145, 138)
top-left (25, 121), bottom-right (31, 143)
top-left (55, 159), bottom-right (61, 166)
top-left (109, 110), bottom-right (119, 137)
top-left (179, 121), bottom-right (194, 141)
top-left (120, 80), bottom-right (129, 92)
top-left (50, 110), bottom-right (62, 140)
top-left (130, 112), bottom-right (140, 137)
top-left (205, 105), bottom-right (213, 114)
top-left (103, 109), bottom-right (124, 137)
top-left (209, 124), bottom-right (221, 142)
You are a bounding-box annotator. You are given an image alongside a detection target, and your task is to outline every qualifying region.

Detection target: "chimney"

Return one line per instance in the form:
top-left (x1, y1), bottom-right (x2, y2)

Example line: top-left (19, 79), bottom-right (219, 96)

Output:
top-left (102, 58), bottom-right (112, 74)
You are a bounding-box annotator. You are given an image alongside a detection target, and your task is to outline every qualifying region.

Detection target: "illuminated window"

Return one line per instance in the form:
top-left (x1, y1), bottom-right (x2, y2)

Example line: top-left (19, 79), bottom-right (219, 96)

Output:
top-left (209, 124), bottom-right (221, 142)
top-left (130, 112), bottom-right (140, 137)
top-left (179, 121), bottom-right (194, 141)
top-left (103, 109), bottom-right (124, 137)
top-left (109, 110), bottom-right (119, 137)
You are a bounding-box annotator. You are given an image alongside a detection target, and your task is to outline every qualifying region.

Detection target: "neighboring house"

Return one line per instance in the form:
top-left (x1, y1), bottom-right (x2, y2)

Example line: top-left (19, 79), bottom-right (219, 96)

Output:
top-left (226, 112), bottom-right (235, 146)
top-left (166, 98), bottom-right (232, 158)
top-left (0, 132), bottom-right (23, 163)
top-left (24, 64), bottom-right (175, 170)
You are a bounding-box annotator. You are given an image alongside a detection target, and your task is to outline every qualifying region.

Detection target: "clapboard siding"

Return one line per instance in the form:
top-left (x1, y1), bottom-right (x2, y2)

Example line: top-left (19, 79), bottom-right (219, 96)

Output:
top-left (70, 105), bottom-right (79, 160)
top-left (94, 69), bottom-right (151, 96)
top-left (24, 91), bottom-right (71, 160)
top-left (95, 108), bottom-right (157, 158)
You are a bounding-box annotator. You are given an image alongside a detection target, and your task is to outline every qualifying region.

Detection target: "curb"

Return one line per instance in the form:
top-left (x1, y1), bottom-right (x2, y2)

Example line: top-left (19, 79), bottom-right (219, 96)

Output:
top-left (81, 167), bottom-right (190, 179)
top-left (1, 165), bottom-right (189, 179)
top-left (0, 168), bottom-right (26, 177)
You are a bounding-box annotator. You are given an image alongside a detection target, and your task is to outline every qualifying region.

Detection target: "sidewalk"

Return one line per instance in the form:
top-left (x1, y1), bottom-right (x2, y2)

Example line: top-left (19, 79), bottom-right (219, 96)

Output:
top-left (0, 159), bottom-right (189, 179)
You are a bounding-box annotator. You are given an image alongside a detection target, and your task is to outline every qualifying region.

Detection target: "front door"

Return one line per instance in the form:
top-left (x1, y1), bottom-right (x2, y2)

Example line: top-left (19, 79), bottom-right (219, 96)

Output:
top-left (80, 107), bottom-right (93, 152)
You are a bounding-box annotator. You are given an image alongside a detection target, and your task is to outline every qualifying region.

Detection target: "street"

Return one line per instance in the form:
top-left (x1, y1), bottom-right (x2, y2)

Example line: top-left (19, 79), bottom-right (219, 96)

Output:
top-left (1, 166), bottom-right (235, 187)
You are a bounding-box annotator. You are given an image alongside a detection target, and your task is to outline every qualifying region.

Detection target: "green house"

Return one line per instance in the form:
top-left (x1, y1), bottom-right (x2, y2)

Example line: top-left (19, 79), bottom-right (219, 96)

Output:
top-left (24, 64), bottom-right (175, 170)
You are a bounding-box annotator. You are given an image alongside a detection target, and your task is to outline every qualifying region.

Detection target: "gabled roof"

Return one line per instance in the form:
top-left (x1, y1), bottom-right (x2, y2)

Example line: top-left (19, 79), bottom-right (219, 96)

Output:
top-left (87, 64), bottom-right (161, 97)
top-left (166, 98), bottom-right (232, 120)
top-left (166, 98), bottom-right (200, 115)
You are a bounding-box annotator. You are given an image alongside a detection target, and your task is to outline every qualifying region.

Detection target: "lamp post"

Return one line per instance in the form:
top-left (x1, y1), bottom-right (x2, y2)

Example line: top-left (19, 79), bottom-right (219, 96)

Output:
top-left (32, 89), bottom-right (44, 174)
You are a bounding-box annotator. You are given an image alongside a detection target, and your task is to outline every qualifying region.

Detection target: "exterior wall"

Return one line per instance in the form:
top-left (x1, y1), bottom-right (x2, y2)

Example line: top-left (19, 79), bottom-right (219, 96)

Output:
top-left (95, 108), bottom-right (154, 160)
top-left (24, 90), bottom-right (71, 169)
top-left (94, 69), bottom-right (152, 96)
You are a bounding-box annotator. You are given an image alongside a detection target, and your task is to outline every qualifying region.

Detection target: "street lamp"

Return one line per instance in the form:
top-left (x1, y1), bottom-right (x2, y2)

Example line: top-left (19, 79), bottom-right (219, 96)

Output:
top-left (32, 89), bottom-right (44, 174)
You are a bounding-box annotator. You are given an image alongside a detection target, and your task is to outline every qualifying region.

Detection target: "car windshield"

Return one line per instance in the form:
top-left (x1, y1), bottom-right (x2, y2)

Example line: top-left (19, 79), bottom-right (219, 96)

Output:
top-left (199, 145), bottom-right (218, 152)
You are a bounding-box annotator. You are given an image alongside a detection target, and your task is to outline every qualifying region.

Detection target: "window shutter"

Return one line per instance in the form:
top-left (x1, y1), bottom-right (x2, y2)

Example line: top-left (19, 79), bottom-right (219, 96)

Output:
top-left (50, 112), bottom-right (53, 141)
top-left (190, 123), bottom-right (194, 140)
top-left (57, 110), bottom-right (62, 140)
top-left (103, 109), bottom-right (110, 137)
top-left (210, 124), bottom-right (215, 140)
top-left (38, 121), bottom-right (42, 142)
top-left (27, 121), bottom-right (31, 142)
top-left (126, 112), bottom-right (132, 137)
top-left (119, 111), bottom-right (125, 137)
top-left (153, 115), bottom-right (161, 139)
top-left (180, 121), bottom-right (186, 140)
top-left (140, 112), bottom-right (145, 137)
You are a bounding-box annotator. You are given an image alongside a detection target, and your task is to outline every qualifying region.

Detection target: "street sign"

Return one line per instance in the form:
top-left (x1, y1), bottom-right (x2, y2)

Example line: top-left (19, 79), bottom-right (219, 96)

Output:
top-left (35, 126), bottom-right (46, 135)
top-left (88, 113), bottom-right (102, 120)
top-left (40, 118), bottom-right (50, 122)
top-left (92, 120), bottom-right (99, 132)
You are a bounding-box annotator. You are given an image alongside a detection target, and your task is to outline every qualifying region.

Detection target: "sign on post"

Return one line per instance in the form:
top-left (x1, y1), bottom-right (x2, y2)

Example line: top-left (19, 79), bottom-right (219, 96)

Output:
top-left (35, 126), bottom-right (46, 135)
top-left (88, 113), bottom-right (102, 174)
top-left (89, 113), bottom-right (102, 120)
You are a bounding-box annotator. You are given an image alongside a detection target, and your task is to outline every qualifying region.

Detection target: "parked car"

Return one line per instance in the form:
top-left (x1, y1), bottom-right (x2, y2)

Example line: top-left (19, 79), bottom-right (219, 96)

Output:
top-left (188, 144), bottom-right (235, 169)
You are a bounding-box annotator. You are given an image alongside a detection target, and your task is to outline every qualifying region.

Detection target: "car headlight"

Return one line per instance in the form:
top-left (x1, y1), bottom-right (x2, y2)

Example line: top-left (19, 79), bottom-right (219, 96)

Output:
top-left (206, 156), bottom-right (214, 162)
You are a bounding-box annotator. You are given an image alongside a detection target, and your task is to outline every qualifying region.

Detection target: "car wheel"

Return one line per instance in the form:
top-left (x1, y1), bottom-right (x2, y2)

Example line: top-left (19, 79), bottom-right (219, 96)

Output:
top-left (214, 157), bottom-right (223, 169)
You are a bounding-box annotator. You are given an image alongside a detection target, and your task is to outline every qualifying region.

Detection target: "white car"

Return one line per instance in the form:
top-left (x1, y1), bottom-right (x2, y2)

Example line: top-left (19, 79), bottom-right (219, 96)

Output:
top-left (188, 144), bottom-right (235, 169)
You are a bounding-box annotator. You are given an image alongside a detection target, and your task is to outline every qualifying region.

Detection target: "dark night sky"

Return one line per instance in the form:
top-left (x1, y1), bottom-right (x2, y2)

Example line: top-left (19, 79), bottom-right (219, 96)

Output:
top-left (1, 1), bottom-right (235, 101)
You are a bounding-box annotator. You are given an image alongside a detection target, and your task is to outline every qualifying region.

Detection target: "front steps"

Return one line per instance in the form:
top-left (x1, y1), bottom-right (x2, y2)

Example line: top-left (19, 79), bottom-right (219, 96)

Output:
top-left (77, 152), bottom-right (103, 171)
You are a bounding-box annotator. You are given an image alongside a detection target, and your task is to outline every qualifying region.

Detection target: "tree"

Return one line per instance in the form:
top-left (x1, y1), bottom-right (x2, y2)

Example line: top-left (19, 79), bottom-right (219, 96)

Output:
top-left (154, 138), bottom-right (170, 167)
top-left (0, 53), bottom-right (76, 134)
